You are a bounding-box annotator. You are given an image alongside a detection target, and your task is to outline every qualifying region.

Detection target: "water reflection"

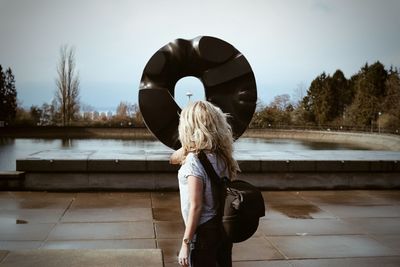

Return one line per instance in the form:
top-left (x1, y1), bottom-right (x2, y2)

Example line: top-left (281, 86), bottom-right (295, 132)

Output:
top-left (0, 138), bottom-right (15, 146)
top-left (235, 138), bottom-right (370, 151)
top-left (62, 139), bottom-right (74, 148)
top-left (268, 204), bottom-right (323, 219)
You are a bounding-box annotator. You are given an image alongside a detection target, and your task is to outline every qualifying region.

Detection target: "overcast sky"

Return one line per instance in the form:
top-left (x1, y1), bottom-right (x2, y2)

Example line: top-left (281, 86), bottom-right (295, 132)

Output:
top-left (0, 0), bottom-right (399, 111)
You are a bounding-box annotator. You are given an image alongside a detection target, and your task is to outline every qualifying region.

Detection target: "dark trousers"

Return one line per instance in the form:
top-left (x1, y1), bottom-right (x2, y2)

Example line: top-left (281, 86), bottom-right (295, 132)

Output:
top-left (189, 217), bottom-right (232, 267)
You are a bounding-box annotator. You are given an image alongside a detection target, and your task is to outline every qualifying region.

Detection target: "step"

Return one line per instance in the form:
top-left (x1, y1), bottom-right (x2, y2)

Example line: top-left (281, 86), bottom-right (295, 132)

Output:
top-left (0, 171), bottom-right (25, 190)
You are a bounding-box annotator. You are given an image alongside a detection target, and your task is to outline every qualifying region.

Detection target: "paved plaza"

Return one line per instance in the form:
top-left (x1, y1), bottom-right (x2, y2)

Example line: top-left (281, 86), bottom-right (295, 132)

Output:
top-left (0, 190), bottom-right (400, 266)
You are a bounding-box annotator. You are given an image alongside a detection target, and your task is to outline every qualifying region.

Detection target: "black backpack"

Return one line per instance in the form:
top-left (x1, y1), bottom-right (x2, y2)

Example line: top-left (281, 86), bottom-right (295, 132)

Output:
top-left (198, 151), bottom-right (265, 243)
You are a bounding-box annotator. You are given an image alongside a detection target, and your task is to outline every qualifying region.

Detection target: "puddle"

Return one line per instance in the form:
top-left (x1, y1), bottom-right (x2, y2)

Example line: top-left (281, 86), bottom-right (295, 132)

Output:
top-left (268, 204), bottom-right (323, 219)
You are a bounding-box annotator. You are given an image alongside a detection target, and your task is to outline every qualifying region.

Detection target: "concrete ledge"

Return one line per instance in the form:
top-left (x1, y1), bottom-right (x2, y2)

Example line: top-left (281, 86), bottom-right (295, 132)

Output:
top-left (17, 159), bottom-right (400, 173)
top-left (241, 173), bottom-right (400, 190)
top-left (0, 171), bottom-right (25, 190)
top-left (0, 249), bottom-right (163, 267)
top-left (14, 150), bottom-right (400, 191)
top-left (23, 173), bottom-right (177, 191)
top-left (21, 172), bottom-right (400, 191)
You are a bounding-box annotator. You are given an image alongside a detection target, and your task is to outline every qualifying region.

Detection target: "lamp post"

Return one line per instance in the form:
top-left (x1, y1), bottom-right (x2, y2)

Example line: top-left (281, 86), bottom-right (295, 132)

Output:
top-left (378, 112), bottom-right (382, 133)
top-left (186, 91), bottom-right (193, 103)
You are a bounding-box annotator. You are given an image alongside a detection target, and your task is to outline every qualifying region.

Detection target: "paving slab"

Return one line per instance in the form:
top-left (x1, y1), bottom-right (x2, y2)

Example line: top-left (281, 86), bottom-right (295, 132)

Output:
top-left (154, 221), bottom-right (184, 239)
top-left (371, 235), bottom-right (400, 253)
top-left (297, 190), bottom-right (386, 205)
top-left (0, 251), bottom-right (7, 264)
top-left (0, 209), bottom-right (65, 223)
top-left (364, 190), bottom-right (400, 205)
top-left (289, 256), bottom-right (400, 267)
top-left (0, 249), bottom-right (163, 267)
top-left (0, 195), bottom-right (72, 210)
top-left (151, 192), bottom-right (181, 209)
top-left (152, 207), bottom-right (182, 222)
top-left (259, 218), bottom-right (361, 236)
top-left (156, 239), bottom-right (180, 264)
top-left (0, 241), bottom-right (42, 250)
top-left (344, 218), bottom-right (400, 235)
top-left (319, 204), bottom-right (400, 218)
top-left (48, 222), bottom-right (154, 240)
top-left (232, 237), bottom-right (284, 261)
top-left (268, 235), bottom-right (398, 259)
top-left (42, 239), bottom-right (156, 249)
top-left (61, 207), bottom-right (152, 223)
top-left (0, 222), bottom-right (54, 241)
top-left (232, 259), bottom-right (292, 267)
top-left (72, 192), bottom-right (151, 209)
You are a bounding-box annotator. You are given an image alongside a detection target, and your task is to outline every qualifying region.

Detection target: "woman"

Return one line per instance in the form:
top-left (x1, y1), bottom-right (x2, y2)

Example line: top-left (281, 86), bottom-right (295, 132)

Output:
top-left (170, 100), bottom-right (240, 267)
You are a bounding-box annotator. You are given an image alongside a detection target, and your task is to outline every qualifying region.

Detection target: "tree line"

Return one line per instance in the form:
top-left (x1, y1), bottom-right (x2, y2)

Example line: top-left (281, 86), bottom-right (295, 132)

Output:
top-left (1, 45), bottom-right (399, 132)
top-left (251, 61), bottom-right (400, 133)
top-left (0, 45), bottom-right (144, 128)
top-left (16, 99), bottom-right (144, 127)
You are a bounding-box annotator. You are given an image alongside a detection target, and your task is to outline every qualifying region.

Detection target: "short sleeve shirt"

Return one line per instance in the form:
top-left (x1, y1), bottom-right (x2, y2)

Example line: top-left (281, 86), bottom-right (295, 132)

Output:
top-left (178, 152), bottom-right (227, 226)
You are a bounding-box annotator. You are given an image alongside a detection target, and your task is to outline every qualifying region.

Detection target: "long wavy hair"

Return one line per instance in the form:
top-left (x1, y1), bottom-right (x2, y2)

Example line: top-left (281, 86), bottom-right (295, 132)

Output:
top-left (178, 100), bottom-right (240, 179)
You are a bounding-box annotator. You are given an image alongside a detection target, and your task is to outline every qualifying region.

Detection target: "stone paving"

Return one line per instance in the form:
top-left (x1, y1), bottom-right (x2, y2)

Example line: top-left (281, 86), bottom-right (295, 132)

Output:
top-left (0, 190), bottom-right (400, 266)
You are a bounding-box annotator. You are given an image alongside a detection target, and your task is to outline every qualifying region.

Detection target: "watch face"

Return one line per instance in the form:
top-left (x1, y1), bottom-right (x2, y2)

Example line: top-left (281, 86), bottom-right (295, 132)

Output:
top-left (183, 238), bottom-right (190, 244)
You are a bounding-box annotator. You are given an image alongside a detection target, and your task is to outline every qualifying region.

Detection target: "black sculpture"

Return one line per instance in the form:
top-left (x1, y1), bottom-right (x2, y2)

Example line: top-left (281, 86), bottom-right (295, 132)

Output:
top-left (139, 36), bottom-right (257, 150)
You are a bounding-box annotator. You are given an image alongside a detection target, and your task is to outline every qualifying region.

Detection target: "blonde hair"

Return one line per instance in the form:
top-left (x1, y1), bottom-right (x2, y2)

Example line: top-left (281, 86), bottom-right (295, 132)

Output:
top-left (178, 100), bottom-right (240, 179)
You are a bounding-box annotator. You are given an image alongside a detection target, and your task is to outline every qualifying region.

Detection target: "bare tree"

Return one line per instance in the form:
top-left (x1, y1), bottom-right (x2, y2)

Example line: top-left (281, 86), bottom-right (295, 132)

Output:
top-left (292, 82), bottom-right (307, 106)
top-left (270, 94), bottom-right (291, 111)
top-left (55, 45), bottom-right (80, 126)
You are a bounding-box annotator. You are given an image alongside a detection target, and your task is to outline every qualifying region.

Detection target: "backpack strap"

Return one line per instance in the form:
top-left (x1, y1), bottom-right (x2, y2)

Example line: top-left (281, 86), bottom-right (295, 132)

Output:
top-left (198, 151), bottom-right (220, 184)
top-left (197, 150), bottom-right (225, 219)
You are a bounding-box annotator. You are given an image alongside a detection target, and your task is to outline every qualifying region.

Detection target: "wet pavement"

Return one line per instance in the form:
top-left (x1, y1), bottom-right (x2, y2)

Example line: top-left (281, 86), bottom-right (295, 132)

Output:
top-left (0, 190), bottom-right (400, 266)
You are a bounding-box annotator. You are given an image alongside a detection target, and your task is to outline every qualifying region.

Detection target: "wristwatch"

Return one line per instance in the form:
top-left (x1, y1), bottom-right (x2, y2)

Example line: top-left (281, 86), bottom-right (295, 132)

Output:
top-left (183, 238), bottom-right (191, 244)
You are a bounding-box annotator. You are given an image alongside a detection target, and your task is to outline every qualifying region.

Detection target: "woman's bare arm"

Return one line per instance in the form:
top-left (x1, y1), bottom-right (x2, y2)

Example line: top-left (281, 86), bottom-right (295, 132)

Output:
top-left (178, 175), bottom-right (203, 266)
top-left (183, 175), bottom-right (203, 240)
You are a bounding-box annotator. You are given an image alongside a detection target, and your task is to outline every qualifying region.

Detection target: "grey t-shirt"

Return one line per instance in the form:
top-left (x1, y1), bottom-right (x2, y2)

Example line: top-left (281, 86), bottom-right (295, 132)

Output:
top-left (178, 152), bottom-right (228, 226)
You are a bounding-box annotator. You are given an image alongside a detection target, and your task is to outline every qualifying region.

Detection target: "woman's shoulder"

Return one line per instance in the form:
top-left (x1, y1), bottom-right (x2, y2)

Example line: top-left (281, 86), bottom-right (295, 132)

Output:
top-left (185, 151), bottom-right (215, 165)
top-left (180, 152), bottom-right (206, 179)
top-left (185, 152), bottom-right (199, 165)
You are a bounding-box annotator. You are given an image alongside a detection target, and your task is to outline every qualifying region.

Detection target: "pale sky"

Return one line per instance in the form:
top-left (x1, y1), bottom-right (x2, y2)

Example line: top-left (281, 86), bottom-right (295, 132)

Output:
top-left (0, 0), bottom-right (399, 112)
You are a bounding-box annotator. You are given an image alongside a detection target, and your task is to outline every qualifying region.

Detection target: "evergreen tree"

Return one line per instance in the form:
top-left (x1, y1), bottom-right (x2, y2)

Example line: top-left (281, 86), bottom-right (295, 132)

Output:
top-left (382, 69), bottom-right (400, 128)
top-left (0, 65), bottom-right (18, 124)
top-left (332, 70), bottom-right (351, 113)
top-left (305, 72), bottom-right (334, 125)
top-left (348, 61), bottom-right (387, 127)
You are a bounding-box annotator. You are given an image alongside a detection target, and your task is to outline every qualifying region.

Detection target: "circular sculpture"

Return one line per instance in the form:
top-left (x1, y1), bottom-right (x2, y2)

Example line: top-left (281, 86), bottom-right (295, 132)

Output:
top-left (139, 36), bottom-right (257, 150)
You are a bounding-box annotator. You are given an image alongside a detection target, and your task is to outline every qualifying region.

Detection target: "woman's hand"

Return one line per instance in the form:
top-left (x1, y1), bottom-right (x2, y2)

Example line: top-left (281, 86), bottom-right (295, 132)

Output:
top-left (170, 147), bottom-right (185, 165)
top-left (178, 243), bottom-right (189, 266)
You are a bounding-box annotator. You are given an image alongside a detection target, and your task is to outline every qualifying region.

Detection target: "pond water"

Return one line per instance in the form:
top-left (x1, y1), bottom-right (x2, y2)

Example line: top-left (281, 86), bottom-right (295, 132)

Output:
top-left (0, 137), bottom-right (371, 171)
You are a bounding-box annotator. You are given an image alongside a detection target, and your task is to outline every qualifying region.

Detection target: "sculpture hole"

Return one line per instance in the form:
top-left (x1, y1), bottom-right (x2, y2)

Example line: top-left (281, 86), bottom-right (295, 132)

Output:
top-left (174, 76), bottom-right (206, 109)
